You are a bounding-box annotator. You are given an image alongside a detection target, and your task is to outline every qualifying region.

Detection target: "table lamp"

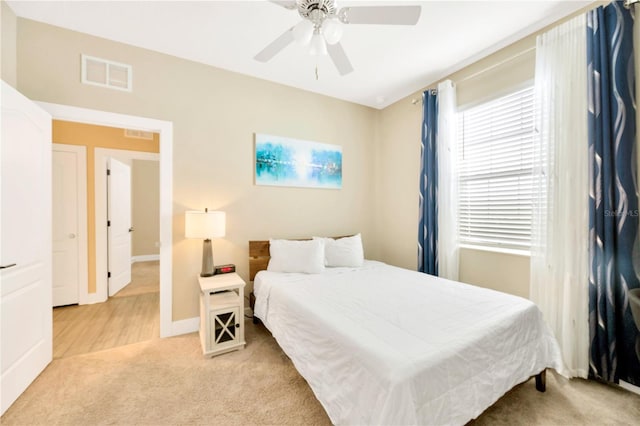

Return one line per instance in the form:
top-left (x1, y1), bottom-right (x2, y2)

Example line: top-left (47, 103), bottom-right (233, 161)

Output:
top-left (185, 208), bottom-right (225, 277)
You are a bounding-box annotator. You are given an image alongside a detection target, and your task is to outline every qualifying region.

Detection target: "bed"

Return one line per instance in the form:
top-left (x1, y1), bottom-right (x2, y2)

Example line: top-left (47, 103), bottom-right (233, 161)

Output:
top-left (249, 239), bottom-right (564, 425)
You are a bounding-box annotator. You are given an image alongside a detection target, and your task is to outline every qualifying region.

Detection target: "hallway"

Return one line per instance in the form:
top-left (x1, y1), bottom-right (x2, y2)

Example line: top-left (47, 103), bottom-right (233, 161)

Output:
top-left (53, 261), bottom-right (160, 359)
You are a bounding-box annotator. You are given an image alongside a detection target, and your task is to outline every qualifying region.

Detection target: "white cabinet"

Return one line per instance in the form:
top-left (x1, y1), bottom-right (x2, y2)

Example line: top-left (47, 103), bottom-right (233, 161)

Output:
top-left (198, 273), bottom-right (246, 357)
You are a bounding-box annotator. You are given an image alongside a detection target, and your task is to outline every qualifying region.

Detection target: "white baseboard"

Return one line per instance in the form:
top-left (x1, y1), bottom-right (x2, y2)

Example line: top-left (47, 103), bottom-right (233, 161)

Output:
top-left (168, 317), bottom-right (199, 337)
top-left (131, 254), bottom-right (160, 263)
top-left (620, 380), bottom-right (640, 396)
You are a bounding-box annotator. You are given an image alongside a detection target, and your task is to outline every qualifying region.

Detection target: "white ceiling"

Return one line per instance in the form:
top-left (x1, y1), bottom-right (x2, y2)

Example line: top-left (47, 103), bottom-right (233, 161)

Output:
top-left (7, 0), bottom-right (593, 109)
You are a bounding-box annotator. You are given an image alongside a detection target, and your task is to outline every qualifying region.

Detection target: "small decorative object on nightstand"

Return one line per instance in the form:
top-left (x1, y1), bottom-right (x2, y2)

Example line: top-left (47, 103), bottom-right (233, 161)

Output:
top-left (198, 272), bottom-right (246, 357)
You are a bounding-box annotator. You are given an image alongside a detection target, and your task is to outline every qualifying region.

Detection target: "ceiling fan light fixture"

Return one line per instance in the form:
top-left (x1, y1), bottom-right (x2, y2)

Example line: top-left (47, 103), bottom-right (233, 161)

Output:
top-left (309, 32), bottom-right (328, 56)
top-left (258, 1), bottom-right (422, 77)
top-left (322, 18), bottom-right (343, 45)
top-left (292, 19), bottom-right (314, 45)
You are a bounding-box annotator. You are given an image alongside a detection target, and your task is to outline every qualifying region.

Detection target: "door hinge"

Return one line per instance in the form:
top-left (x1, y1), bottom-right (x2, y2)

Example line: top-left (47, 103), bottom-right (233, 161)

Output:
top-left (107, 220), bottom-right (111, 227)
top-left (107, 169), bottom-right (111, 176)
top-left (108, 272), bottom-right (111, 278)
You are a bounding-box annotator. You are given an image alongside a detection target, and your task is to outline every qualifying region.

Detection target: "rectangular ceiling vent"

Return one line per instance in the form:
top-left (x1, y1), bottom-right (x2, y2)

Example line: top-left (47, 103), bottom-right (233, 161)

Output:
top-left (124, 129), bottom-right (154, 140)
top-left (81, 54), bottom-right (132, 92)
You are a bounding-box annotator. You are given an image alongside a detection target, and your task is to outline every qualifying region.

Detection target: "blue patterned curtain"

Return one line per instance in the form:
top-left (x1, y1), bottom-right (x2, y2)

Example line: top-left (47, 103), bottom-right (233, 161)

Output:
top-left (587, 1), bottom-right (639, 386)
top-left (418, 90), bottom-right (438, 275)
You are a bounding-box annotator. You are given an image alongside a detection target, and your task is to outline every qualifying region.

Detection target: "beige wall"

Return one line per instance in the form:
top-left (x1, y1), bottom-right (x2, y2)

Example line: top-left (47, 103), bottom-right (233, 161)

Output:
top-left (1, 0), bottom-right (17, 86)
top-left (132, 159), bottom-right (160, 257)
top-left (16, 19), bottom-right (377, 320)
top-left (373, 96), bottom-right (421, 271)
top-left (458, 249), bottom-right (529, 298)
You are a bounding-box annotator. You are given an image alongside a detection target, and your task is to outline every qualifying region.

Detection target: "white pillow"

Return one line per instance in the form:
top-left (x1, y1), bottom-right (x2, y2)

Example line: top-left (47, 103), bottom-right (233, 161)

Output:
top-left (267, 238), bottom-right (325, 274)
top-left (313, 234), bottom-right (364, 267)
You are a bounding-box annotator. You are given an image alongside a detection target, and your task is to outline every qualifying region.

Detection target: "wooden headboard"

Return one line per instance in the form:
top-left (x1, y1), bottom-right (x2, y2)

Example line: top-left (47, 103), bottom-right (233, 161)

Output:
top-left (249, 240), bottom-right (270, 281)
top-left (249, 236), bottom-right (350, 281)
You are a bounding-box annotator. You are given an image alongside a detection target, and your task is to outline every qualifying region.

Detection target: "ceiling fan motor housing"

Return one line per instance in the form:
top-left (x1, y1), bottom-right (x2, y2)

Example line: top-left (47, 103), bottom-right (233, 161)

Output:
top-left (297, 0), bottom-right (337, 22)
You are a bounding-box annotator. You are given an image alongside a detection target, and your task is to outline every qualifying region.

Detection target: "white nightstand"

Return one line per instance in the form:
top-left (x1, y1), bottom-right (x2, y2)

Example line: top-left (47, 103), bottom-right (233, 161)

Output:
top-left (198, 273), bottom-right (246, 357)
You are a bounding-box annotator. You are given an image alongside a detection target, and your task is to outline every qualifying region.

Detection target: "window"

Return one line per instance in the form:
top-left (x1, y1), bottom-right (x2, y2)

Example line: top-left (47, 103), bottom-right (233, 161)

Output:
top-left (457, 86), bottom-right (534, 252)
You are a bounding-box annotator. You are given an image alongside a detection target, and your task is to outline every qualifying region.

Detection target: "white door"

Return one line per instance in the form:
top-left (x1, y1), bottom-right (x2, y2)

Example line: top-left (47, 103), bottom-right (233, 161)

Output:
top-left (52, 147), bottom-right (84, 306)
top-left (107, 158), bottom-right (132, 296)
top-left (1, 81), bottom-right (52, 415)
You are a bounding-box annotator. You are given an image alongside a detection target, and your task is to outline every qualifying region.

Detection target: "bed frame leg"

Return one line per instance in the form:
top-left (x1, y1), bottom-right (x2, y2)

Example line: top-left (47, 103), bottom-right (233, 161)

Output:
top-left (249, 292), bottom-right (259, 324)
top-left (535, 369), bottom-right (546, 392)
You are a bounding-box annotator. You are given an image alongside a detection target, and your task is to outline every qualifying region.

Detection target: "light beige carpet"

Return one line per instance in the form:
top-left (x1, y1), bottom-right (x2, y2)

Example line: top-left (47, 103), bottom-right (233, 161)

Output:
top-left (113, 261), bottom-right (160, 298)
top-left (3, 320), bottom-right (639, 425)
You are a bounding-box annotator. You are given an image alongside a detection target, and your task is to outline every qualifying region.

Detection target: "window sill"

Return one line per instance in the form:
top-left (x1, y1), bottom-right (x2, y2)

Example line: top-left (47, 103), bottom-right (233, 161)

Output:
top-left (459, 244), bottom-right (530, 258)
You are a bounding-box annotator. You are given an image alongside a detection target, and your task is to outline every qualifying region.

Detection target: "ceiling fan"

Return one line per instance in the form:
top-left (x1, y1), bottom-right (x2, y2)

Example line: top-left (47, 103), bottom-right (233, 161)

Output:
top-left (254, 0), bottom-right (422, 76)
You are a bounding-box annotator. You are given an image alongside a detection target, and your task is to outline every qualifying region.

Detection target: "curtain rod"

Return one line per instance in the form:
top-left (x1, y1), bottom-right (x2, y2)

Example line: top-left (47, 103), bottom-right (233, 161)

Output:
top-left (411, 89), bottom-right (437, 105)
top-left (411, 45), bottom-right (535, 106)
top-left (456, 45), bottom-right (535, 84)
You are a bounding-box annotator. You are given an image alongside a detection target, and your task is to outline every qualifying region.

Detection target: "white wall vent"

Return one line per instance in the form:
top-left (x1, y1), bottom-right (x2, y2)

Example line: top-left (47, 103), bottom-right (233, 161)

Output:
top-left (124, 129), bottom-right (154, 140)
top-left (81, 54), bottom-right (132, 92)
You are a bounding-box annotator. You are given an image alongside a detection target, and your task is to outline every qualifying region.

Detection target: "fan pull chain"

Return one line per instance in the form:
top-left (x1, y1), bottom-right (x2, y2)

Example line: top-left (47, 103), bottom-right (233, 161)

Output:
top-left (315, 64), bottom-right (319, 81)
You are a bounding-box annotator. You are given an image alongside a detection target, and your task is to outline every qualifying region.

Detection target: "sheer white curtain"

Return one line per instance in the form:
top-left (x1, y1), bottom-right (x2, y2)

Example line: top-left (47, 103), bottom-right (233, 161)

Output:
top-left (530, 15), bottom-right (589, 378)
top-left (436, 80), bottom-right (459, 280)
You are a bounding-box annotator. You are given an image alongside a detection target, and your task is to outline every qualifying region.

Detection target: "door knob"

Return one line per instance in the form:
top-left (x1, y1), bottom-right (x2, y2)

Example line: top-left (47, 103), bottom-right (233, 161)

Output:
top-left (69, 233), bottom-right (76, 239)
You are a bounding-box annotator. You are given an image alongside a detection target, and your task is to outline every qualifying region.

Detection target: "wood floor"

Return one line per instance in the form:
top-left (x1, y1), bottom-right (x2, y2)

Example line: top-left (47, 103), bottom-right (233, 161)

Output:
top-left (53, 261), bottom-right (160, 359)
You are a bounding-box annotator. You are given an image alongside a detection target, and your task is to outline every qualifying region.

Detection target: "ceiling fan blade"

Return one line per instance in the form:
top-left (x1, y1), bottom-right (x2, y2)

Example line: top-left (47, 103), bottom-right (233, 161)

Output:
top-left (340, 5), bottom-right (422, 25)
top-left (254, 28), bottom-right (295, 62)
top-left (268, 0), bottom-right (297, 10)
top-left (327, 42), bottom-right (354, 76)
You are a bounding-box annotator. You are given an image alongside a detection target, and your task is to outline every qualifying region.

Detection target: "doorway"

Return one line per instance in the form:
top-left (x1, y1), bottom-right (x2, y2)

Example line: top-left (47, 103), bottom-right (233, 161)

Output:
top-left (95, 148), bottom-right (160, 301)
top-left (38, 101), bottom-right (175, 338)
top-left (51, 128), bottom-right (162, 358)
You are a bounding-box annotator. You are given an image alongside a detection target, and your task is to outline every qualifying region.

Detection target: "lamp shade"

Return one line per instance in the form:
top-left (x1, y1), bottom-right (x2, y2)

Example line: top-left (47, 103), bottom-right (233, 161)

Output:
top-left (292, 19), bottom-right (314, 45)
top-left (322, 19), bottom-right (343, 45)
top-left (185, 210), bottom-right (225, 239)
top-left (309, 32), bottom-right (327, 56)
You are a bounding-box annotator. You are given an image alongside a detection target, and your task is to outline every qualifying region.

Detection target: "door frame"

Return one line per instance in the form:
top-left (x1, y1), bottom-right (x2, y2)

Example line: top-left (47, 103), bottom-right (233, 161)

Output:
top-left (96, 149), bottom-right (159, 300)
top-left (37, 101), bottom-right (179, 338)
top-left (52, 143), bottom-right (88, 305)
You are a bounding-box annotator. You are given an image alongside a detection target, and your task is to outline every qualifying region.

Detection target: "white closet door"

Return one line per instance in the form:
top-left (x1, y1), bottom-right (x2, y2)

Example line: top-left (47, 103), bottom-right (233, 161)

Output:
top-left (1, 81), bottom-right (53, 415)
top-left (52, 148), bottom-right (82, 306)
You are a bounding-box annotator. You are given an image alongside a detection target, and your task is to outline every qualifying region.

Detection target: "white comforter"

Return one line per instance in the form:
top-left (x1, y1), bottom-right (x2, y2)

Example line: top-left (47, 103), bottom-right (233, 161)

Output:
top-left (254, 261), bottom-right (564, 426)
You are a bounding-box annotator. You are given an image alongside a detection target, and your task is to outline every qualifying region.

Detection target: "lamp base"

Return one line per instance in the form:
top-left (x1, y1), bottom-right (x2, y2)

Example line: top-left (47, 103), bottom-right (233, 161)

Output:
top-left (200, 239), bottom-right (214, 277)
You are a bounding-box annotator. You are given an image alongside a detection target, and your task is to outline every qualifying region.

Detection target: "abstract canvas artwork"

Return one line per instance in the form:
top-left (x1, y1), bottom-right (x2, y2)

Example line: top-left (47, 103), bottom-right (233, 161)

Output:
top-left (255, 133), bottom-right (342, 189)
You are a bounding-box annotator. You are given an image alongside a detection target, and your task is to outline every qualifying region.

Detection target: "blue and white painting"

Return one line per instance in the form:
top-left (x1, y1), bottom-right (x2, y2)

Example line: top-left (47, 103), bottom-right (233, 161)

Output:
top-left (255, 134), bottom-right (342, 189)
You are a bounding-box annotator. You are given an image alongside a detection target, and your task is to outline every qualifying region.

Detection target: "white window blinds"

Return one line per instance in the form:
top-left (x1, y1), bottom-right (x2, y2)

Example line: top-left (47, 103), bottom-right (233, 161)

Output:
top-left (457, 86), bottom-right (534, 251)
